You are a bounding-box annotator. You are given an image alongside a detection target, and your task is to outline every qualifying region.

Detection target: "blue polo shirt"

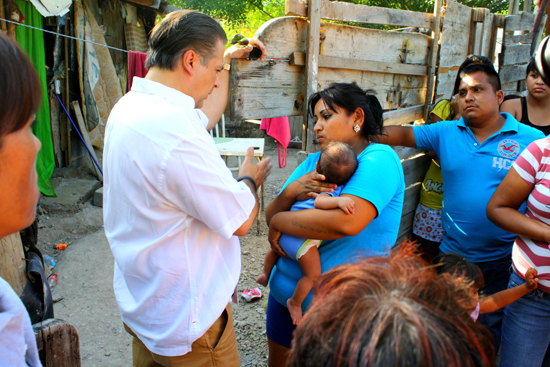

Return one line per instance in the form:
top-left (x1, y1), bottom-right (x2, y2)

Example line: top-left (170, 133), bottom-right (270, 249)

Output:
top-left (413, 113), bottom-right (544, 262)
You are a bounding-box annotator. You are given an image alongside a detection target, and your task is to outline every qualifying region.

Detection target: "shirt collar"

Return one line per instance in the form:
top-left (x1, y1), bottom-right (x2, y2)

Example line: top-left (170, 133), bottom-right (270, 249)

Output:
top-left (457, 112), bottom-right (519, 133)
top-left (130, 77), bottom-right (196, 112)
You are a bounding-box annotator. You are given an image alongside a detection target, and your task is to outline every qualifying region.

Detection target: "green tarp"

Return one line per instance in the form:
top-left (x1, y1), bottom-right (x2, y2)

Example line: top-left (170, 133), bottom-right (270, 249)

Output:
top-left (15, 0), bottom-right (56, 197)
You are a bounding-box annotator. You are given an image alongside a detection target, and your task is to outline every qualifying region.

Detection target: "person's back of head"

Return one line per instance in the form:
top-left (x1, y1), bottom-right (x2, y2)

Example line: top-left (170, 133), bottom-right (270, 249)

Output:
top-left (318, 142), bottom-right (358, 186)
top-left (145, 10), bottom-right (227, 70)
top-left (433, 253), bottom-right (485, 290)
top-left (287, 244), bottom-right (495, 367)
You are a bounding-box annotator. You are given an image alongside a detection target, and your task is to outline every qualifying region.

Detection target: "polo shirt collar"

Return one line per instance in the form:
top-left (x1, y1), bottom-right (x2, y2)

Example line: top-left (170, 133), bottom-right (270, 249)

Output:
top-left (457, 112), bottom-right (519, 133)
top-left (130, 77), bottom-right (196, 111)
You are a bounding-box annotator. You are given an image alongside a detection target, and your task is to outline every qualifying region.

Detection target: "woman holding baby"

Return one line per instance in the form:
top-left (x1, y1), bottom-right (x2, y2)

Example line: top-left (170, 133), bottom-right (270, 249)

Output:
top-left (264, 82), bottom-right (405, 366)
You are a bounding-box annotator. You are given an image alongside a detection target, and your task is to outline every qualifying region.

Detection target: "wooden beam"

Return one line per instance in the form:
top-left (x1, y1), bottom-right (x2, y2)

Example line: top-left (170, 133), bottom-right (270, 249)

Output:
top-left (499, 64), bottom-right (528, 84)
top-left (290, 52), bottom-right (429, 75)
top-left (500, 44), bottom-right (532, 65)
top-left (481, 9), bottom-right (496, 60)
top-left (0, 0), bottom-right (7, 33)
top-left (509, 0), bottom-right (520, 15)
top-left (503, 32), bottom-right (534, 45)
top-left (532, 0), bottom-right (549, 54)
top-left (0, 233), bottom-right (26, 296)
top-left (402, 153), bottom-right (431, 187)
top-left (70, 101), bottom-right (103, 181)
top-left (383, 105), bottom-right (425, 126)
top-left (304, 0), bottom-right (321, 153)
top-left (286, 0), bottom-right (434, 28)
top-left (424, 0), bottom-right (443, 119)
top-left (504, 11), bottom-right (537, 31)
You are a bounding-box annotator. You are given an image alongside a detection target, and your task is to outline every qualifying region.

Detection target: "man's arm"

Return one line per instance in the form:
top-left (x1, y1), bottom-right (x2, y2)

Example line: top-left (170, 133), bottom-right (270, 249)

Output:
top-left (377, 126), bottom-right (417, 148)
top-left (201, 39), bottom-right (267, 130)
top-left (233, 147), bottom-right (272, 236)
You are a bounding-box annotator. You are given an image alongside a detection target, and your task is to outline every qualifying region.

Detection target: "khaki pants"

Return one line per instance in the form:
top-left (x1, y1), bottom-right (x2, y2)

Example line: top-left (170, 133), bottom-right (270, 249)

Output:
top-left (124, 303), bottom-right (240, 367)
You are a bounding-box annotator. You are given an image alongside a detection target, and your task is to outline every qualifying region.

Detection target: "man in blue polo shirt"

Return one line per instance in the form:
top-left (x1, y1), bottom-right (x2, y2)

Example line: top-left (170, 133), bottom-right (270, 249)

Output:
top-left (380, 61), bottom-right (544, 348)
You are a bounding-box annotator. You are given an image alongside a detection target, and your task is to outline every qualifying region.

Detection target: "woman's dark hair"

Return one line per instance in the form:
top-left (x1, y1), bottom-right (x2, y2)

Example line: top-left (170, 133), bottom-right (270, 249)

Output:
top-left (453, 55), bottom-right (494, 95)
top-left (288, 244), bottom-right (495, 367)
top-left (318, 142), bottom-right (358, 186)
top-left (0, 32), bottom-right (41, 141)
top-left (308, 83), bottom-right (384, 141)
top-left (146, 10), bottom-right (227, 70)
top-left (433, 253), bottom-right (485, 291)
top-left (526, 58), bottom-right (538, 77)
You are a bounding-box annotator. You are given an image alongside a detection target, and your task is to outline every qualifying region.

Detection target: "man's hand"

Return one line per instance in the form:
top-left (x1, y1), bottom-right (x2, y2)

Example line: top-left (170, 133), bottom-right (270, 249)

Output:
top-left (337, 197), bottom-right (356, 214)
top-left (238, 147), bottom-right (272, 188)
top-left (524, 267), bottom-right (539, 290)
top-left (224, 38), bottom-right (267, 62)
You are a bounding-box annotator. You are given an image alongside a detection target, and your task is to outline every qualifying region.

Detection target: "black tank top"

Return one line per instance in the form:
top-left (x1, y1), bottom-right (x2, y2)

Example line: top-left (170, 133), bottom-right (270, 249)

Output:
top-left (520, 96), bottom-right (550, 136)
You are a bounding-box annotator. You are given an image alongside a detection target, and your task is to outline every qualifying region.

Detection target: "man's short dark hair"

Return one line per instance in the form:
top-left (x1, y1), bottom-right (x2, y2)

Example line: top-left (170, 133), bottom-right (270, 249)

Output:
top-left (459, 62), bottom-right (502, 92)
top-left (145, 10), bottom-right (227, 70)
top-left (318, 142), bottom-right (358, 186)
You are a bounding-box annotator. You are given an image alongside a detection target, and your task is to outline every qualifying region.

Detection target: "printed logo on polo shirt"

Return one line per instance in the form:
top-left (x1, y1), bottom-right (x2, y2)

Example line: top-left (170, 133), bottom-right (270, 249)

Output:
top-left (497, 139), bottom-right (520, 158)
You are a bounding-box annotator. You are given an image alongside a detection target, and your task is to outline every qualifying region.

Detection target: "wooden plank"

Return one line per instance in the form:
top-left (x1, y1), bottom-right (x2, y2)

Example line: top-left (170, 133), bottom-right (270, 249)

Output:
top-left (0, 0), bottom-right (7, 32)
top-left (230, 60), bottom-right (427, 120)
top-left (402, 153), bottom-right (431, 187)
top-left (384, 105), bottom-right (425, 126)
top-left (397, 210), bottom-right (415, 242)
top-left (285, 0), bottom-right (434, 28)
top-left (532, 13), bottom-right (548, 55)
top-left (509, 0), bottom-right (520, 15)
top-left (501, 81), bottom-right (520, 95)
top-left (500, 44), bottom-right (531, 65)
top-left (499, 64), bottom-right (528, 84)
top-left (285, 0), bottom-right (307, 16)
top-left (402, 182), bottom-right (422, 216)
top-left (70, 101), bottom-right (103, 181)
top-left (504, 11), bottom-right (536, 31)
top-left (304, 0), bottom-right (321, 153)
top-left (393, 146), bottom-right (424, 160)
top-left (435, 0), bottom-right (472, 99)
top-left (320, 0), bottom-right (434, 28)
top-left (503, 32), bottom-right (534, 45)
top-left (49, 92), bottom-right (62, 168)
top-left (0, 233), bottom-right (27, 296)
top-left (290, 52), bottom-right (429, 75)
top-left (34, 319), bottom-right (81, 366)
top-left (424, 0), bottom-right (443, 119)
top-left (253, 17), bottom-right (431, 64)
top-left (481, 9), bottom-right (496, 59)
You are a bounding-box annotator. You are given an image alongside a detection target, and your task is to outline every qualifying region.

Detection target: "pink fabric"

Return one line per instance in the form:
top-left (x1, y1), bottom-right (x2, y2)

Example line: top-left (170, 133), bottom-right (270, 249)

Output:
top-left (126, 51), bottom-right (148, 93)
top-left (470, 302), bottom-right (480, 322)
top-left (260, 117), bottom-right (291, 168)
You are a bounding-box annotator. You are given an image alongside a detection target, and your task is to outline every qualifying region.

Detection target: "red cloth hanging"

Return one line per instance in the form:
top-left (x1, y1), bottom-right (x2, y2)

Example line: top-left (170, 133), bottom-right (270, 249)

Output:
top-left (260, 117), bottom-right (291, 168)
top-left (126, 51), bottom-right (148, 93)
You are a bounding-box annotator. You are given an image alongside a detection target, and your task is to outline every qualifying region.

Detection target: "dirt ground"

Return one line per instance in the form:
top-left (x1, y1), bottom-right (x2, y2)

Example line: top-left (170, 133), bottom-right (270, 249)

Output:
top-left (36, 139), bottom-right (301, 366)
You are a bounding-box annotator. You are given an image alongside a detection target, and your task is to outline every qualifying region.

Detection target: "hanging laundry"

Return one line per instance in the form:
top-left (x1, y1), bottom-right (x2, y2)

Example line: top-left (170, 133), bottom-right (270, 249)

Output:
top-left (126, 50), bottom-right (147, 93)
top-left (260, 117), bottom-right (291, 168)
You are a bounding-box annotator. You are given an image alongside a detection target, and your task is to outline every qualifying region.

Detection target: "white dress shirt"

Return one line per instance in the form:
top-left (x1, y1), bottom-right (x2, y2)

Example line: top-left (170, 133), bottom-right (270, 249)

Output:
top-left (0, 277), bottom-right (42, 367)
top-left (103, 77), bottom-right (255, 357)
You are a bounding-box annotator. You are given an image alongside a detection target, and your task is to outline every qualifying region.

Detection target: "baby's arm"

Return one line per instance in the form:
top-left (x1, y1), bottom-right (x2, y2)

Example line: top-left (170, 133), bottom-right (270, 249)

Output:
top-left (479, 268), bottom-right (538, 314)
top-left (314, 195), bottom-right (355, 214)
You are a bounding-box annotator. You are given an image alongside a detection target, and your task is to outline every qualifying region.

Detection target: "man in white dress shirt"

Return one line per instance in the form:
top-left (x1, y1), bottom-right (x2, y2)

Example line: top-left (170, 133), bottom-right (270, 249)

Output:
top-left (103, 10), bottom-right (271, 366)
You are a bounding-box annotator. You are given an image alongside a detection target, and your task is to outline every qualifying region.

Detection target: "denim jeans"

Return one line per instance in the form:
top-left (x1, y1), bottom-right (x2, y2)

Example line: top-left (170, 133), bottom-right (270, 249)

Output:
top-left (474, 255), bottom-right (512, 351)
top-left (499, 270), bottom-right (550, 367)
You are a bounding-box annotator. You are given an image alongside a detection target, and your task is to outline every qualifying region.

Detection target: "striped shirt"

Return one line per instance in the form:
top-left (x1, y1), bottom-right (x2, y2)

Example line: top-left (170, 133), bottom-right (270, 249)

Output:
top-left (512, 137), bottom-right (550, 292)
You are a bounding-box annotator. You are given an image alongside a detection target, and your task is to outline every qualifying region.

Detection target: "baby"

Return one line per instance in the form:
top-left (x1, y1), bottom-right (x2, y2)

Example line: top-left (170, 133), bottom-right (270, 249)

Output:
top-left (434, 253), bottom-right (538, 321)
top-left (257, 142), bottom-right (358, 325)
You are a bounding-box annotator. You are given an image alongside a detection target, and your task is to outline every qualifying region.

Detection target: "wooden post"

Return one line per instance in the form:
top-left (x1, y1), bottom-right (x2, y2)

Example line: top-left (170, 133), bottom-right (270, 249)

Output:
top-left (532, 0), bottom-right (549, 55)
top-left (525, 0), bottom-right (533, 12)
top-left (64, 23), bottom-right (71, 166)
top-left (509, 0), bottom-right (520, 14)
top-left (0, 0), bottom-right (7, 33)
top-left (303, 0), bottom-right (321, 153)
top-left (0, 232), bottom-right (27, 296)
top-left (424, 0), bottom-right (443, 120)
top-left (71, 101), bottom-right (103, 181)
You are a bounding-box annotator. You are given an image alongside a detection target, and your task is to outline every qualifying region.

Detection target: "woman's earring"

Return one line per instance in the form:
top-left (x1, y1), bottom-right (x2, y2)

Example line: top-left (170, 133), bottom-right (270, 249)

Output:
top-left (354, 124), bottom-right (360, 133)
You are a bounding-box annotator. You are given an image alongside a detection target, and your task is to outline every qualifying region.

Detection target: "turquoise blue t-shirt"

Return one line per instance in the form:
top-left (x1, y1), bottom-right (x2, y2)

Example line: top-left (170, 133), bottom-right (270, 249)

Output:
top-left (413, 113), bottom-right (544, 262)
top-left (268, 143), bottom-right (405, 310)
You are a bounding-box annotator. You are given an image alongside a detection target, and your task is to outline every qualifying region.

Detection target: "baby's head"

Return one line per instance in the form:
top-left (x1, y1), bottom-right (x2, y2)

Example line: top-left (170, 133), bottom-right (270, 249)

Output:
top-left (317, 142), bottom-right (358, 186)
top-left (433, 253), bottom-right (484, 311)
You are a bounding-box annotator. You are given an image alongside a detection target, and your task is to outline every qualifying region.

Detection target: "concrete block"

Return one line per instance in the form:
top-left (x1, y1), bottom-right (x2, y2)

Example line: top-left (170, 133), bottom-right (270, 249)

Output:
top-left (93, 187), bottom-right (103, 208)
